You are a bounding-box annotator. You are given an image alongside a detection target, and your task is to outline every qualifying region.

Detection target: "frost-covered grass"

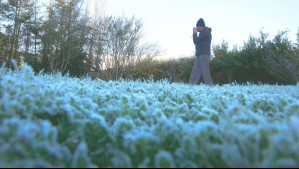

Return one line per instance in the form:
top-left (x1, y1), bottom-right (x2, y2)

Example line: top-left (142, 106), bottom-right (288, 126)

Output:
top-left (0, 64), bottom-right (299, 168)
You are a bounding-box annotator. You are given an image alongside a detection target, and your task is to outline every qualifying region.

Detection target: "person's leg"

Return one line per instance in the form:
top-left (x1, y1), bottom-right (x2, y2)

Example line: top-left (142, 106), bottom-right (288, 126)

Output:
top-left (189, 56), bottom-right (202, 85)
top-left (201, 54), bottom-right (214, 86)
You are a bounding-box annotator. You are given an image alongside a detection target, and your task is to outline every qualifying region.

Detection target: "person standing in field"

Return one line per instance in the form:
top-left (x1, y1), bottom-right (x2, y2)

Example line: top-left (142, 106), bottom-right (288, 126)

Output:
top-left (189, 18), bottom-right (214, 86)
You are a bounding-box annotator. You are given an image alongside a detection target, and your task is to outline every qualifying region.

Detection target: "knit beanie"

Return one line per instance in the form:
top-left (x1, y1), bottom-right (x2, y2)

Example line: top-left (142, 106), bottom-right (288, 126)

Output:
top-left (196, 18), bottom-right (205, 27)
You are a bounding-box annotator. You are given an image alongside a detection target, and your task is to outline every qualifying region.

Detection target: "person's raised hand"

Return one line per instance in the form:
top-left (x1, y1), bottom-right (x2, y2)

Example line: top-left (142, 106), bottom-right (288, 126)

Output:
top-left (193, 27), bottom-right (197, 33)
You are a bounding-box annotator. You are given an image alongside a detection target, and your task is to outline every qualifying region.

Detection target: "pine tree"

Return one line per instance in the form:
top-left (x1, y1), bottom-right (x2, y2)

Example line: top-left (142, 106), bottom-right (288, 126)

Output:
top-left (0, 0), bottom-right (35, 68)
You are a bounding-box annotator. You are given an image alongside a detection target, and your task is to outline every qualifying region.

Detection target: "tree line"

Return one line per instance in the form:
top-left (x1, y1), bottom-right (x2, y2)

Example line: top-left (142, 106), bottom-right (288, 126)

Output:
top-left (119, 30), bottom-right (299, 85)
top-left (211, 30), bottom-right (299, 85)
top-left (1, 0), bottom-right (298, 84)
top-left (0, 0), bottom-right (161, 79)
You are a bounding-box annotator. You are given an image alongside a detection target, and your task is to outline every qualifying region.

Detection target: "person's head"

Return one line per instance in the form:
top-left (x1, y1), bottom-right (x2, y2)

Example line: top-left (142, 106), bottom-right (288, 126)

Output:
top-left (196, 18), bottom-right (205, 32)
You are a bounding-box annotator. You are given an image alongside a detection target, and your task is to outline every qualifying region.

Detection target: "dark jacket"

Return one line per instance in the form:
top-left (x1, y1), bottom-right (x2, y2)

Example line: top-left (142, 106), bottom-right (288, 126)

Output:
top-left (193, 27), bottom-right (212, 56)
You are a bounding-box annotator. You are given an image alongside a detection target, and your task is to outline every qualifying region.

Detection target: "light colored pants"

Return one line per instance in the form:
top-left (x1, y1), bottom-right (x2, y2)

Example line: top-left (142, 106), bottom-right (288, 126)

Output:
top-left (189, 54), bottom-right (214, 86)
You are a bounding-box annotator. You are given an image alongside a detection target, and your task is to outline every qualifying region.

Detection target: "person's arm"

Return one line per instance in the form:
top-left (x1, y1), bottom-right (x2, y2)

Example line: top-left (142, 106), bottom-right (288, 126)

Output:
top-left (193, 29), bottom-right (208, 44)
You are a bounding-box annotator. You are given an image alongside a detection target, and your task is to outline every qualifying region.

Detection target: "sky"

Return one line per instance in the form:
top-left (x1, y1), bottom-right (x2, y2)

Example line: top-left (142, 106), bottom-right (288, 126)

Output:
top-left (97, 0), bottom-right (299, 59)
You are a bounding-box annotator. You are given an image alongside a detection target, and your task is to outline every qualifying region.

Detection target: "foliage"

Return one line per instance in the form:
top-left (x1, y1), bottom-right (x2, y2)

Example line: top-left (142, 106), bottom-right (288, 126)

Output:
top-left (0, 1), bottom-right (298, 84)
top-left (0, 0), bottom-right (161, 78)
top-left (40, 0), bottom-right (89, 73)
top-left (93, 16), bottom-right (161, 80)
top-left (0, 0), bottom-right (35, 68)
top-left (262, 31), bottom-right (299, 84)
top-left (118, 29), bottom-right (299, 85)
top-left (211, 30), bottom-right (299, 84)
top-left (211, 41), bottom-right (240, 83)
top-left (0, 31), bottom-right (8, 62)
top-left (120, 57), bottom-right (194, 83)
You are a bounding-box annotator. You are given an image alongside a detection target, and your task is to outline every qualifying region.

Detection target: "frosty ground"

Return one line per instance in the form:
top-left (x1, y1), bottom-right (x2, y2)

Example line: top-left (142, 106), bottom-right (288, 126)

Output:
top-left (0, 64), bottom-right (298, 167)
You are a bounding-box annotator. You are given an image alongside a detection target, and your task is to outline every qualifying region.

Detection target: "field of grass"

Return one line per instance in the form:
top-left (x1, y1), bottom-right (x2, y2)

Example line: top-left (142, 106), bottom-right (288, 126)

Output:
top-left (0, 64), bottom-right (298, 167)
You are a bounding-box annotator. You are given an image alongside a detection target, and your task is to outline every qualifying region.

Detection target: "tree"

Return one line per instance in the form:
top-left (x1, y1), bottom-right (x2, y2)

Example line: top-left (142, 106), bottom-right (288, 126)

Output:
top-left (226, 31), bottom-right (282, 84)
top-left (20, 0), bottom-right (44, 72)
top-left (0, 0), bottom-right (35, 68)
top-left (84, 0), bottom-right (106, 77)
top-left (0, 30), bottom-right (8, 65)
top-left (92, 15), bottom-right (162, 80)
top-left (41, 0), bottom-right (89, 73)
top-left (210, 30), bottom-right (289, 84)
top-left (296, 28), bottom-right (299, 54)
top-left (211, 41), bottom-right (241, 83)
top-left (263, 31), bottom-right (299, 84)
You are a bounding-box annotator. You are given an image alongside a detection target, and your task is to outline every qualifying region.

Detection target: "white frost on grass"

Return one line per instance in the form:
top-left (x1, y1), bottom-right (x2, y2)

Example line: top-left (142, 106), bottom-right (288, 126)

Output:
top-left (0, 64), bottom-right (298, 167)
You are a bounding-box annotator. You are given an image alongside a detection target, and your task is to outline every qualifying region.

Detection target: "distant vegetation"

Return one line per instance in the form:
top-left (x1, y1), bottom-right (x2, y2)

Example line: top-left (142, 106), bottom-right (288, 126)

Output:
top-left (0, 0), bottom-right (161, 78)
top-left (136, 30), bottom-right (299, 85)
top-left (0, 0), bottom-right (298, 84)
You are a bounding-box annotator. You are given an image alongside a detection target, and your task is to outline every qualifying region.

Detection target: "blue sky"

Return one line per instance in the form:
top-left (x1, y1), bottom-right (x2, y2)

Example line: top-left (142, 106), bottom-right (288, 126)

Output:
top-left (96, 0), bottom-right (299, 59)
